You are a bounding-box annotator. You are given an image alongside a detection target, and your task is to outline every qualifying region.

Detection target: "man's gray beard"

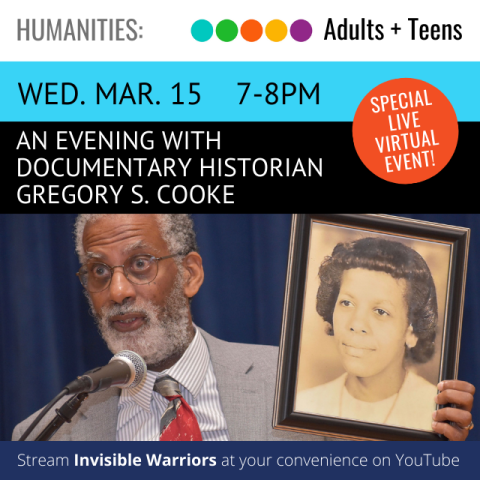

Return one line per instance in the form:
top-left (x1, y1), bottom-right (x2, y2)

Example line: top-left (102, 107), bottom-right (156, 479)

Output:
top-left (88, 276), bottom-right (191, 366)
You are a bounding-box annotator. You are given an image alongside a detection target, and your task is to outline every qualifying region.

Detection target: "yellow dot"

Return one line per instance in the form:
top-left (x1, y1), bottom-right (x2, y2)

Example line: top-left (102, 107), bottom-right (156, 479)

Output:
top-left (265, 19), bottom-right (288, 42)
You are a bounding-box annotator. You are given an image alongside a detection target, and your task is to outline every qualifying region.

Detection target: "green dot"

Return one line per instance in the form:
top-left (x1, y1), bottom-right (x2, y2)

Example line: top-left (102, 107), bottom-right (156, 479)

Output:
top-left (216, 19), bottom-right (238, 42)
top-left (191, 20), bottom-right (213, 42)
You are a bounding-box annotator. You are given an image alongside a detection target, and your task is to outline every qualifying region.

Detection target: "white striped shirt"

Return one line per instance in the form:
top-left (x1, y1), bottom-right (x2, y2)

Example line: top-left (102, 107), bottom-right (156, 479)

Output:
top-left (116, 328), bottom-right (230, 441)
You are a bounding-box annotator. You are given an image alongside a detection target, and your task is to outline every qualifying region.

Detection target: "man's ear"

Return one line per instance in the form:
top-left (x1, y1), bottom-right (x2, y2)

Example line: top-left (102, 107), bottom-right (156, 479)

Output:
top-left (182, 252), bottom-right (204, 298)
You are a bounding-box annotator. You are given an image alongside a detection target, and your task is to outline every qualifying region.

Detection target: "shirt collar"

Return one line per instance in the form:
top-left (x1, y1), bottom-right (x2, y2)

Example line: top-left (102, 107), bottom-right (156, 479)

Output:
top-left (119, 326), bottom-right (210, 411)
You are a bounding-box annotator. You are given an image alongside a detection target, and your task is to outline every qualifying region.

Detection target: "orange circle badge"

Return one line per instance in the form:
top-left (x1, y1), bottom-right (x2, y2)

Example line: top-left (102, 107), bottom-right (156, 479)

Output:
top-left (352, 78), bottom-right (458, 184)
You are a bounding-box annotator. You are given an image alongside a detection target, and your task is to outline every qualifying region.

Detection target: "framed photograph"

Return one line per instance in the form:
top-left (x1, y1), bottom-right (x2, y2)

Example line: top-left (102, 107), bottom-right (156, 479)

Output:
top-left (273, 214), bottom-right (470, 441)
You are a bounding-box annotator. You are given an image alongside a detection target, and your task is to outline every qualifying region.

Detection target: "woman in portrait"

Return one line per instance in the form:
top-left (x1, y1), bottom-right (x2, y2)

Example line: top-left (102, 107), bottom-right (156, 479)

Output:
top-left (296, 237), bottom-right (439, 430)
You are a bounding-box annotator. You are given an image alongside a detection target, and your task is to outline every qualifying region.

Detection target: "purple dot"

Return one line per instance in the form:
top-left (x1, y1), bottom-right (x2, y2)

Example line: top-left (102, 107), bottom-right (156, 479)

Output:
top-left (290, 19), bottom-right (312, 42)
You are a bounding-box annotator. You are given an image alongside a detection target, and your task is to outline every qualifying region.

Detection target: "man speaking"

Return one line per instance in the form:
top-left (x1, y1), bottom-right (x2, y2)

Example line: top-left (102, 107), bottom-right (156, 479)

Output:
top-left (13, 214), bottom-right (475, 441)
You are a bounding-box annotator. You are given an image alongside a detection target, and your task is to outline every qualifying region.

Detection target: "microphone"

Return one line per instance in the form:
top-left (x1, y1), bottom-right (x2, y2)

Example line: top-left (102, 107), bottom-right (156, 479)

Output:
top-left (64, 350), bottom-right (147, 394)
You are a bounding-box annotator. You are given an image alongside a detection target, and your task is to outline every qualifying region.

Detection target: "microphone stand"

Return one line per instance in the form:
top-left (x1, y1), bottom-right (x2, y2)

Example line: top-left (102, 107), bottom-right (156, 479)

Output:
top-left (34, 393), bottom-right (89, 441)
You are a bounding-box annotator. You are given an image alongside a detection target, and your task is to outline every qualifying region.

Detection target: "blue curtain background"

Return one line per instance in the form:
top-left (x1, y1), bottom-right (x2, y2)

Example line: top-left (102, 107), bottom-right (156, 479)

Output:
top-left (0, 214), bottom-right (478, 441)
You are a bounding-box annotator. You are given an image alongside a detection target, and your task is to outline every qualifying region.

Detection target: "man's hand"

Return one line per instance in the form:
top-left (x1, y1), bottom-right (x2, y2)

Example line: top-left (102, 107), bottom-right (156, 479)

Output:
top-left (432, 380), bottom-right (475, 441)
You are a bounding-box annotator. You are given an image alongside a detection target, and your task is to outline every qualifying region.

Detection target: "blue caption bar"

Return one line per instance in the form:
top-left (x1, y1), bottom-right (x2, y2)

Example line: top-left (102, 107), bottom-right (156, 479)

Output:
top-left (1, 62), bottom-right (479, 121)
top-left (2, 441), bottom-right (478, 480)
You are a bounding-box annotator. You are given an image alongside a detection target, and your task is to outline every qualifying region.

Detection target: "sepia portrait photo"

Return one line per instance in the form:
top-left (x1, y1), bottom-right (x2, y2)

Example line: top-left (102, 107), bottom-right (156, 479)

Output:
top-left (273, 214), bottom-right (469, 441)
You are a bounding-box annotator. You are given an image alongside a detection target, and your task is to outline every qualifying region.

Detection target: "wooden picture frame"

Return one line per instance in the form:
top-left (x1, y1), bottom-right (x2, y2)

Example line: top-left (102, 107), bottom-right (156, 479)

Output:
top-left (273, 214), bottom-right (470, 441)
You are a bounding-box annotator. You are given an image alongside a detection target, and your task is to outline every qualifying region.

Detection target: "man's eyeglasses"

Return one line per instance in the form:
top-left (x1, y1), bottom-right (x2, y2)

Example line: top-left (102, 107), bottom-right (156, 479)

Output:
top-left (76, 253), bottom-right (182, 293)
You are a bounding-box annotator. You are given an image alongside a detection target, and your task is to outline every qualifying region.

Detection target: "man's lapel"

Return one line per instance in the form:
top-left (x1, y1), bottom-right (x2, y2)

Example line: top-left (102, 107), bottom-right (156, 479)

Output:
top-left (199, 328), bottom-right (267, 441)
top-left (72, 388), bottom-right (120, 441)
top-left (211, 364), bottom-right (267, 441)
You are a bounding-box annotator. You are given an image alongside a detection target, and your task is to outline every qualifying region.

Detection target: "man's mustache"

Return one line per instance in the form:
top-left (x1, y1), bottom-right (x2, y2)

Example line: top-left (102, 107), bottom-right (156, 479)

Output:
top-left (105, 306), bottom-right (147, 318)
top-left (98, 301), bottom-right (158, 324)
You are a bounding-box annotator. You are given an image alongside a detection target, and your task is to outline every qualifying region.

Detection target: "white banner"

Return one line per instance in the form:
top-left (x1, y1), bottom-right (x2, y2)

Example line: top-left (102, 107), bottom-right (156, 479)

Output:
top-left (1, 0), bottom-right (478, 61)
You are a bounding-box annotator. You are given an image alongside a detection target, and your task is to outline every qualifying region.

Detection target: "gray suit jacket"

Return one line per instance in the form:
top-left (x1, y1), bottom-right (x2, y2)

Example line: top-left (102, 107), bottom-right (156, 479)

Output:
top-left (12, 329), bottom-right (324, 441)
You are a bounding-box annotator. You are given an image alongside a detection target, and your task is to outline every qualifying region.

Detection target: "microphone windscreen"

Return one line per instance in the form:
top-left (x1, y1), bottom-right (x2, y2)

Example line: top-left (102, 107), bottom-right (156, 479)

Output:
top-left (110, 350), bottom-right (147, 389)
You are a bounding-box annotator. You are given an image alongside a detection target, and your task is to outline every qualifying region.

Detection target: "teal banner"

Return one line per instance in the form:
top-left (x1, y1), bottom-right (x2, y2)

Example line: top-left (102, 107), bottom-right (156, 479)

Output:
top-left (1, 62), bottom-right (479, 121)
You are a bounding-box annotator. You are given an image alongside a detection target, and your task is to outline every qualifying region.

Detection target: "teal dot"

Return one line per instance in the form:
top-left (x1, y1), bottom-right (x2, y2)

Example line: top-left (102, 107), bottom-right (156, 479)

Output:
top-left (191, 20), bottom-right (213, 42)
top-left (216, 20), bottom-right (238, 42)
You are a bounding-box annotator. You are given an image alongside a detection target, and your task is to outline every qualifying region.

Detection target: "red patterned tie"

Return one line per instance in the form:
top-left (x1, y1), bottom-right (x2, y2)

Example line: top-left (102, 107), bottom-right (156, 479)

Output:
top-left (154, 376), bottom-right (202, 441)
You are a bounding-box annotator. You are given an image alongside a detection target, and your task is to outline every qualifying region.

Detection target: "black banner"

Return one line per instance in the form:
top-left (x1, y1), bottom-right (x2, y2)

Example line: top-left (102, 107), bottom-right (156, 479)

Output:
top-left (5, 122), bottom-right (477, 213)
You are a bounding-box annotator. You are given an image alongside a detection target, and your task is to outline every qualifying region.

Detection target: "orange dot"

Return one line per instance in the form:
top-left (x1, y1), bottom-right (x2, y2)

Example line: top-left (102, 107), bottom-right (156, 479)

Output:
top-left (265, 19), bottom-right (288, 42)
top-left (241, 19), bottom-right (263, 42)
